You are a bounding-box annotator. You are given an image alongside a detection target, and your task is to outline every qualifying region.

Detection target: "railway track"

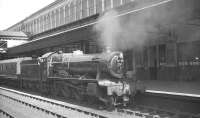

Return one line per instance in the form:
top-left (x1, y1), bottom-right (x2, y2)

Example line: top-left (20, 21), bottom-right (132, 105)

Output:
top-left (0, 86), bottom-right (156, 118)
top-left (0, 86), bottom-right (199, 118)
top-left (0, 87), bottom-right (110, 118)
top-left (123, 105), bottom-right (199, 118)
top-left (133, 92), bottom-right (200, 118)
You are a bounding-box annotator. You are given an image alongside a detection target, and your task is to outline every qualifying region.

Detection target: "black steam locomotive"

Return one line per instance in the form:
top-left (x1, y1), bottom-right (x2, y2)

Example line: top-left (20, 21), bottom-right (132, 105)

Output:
top-left (0, 50), bottom-right (142, 107)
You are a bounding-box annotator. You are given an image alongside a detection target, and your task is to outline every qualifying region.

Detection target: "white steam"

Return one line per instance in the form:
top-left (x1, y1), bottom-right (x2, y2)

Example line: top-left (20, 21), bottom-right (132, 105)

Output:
top-left (94, 10), bottom-right (122, 50)
top-left (93, 0), bottom-right (196, 51)
top-left (94, 10), bottom-right (154, 51)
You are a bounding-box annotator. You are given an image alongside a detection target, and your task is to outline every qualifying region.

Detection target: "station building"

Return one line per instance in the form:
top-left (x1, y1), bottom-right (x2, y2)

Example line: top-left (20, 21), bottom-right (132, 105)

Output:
top-left (4, 0), bottom-right (200, 90)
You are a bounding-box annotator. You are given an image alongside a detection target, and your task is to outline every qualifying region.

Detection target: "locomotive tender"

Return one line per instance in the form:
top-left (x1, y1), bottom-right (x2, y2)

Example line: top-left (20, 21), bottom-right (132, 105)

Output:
top-left (0, 50), bottom-right (141, 107)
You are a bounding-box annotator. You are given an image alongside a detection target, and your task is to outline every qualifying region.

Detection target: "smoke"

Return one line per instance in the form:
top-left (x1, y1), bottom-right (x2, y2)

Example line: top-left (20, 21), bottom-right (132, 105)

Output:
top-left (93, 9), bottom-right (156, 51)
top-left (94, 10), bottom-right (122, 50)
top-left (93, 0), bottom-right (197, 51)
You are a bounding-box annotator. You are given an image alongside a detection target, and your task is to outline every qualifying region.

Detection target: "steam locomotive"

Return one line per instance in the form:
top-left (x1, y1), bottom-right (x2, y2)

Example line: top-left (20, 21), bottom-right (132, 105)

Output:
top-left (0, 50), bottom-right (142, 107)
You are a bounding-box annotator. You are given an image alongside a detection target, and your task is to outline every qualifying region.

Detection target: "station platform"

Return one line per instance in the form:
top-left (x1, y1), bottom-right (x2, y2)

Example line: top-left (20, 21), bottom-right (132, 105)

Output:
top-left (141, 80), bottom-right (200, 98)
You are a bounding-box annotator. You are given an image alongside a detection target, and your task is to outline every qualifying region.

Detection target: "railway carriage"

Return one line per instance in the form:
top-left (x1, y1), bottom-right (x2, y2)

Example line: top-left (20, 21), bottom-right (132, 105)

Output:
top-left (0, 58), bottom-right (32, 87)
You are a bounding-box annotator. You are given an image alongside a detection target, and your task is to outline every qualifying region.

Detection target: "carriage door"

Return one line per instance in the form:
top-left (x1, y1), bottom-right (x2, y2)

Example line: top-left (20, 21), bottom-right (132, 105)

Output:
top-left (148, 46), bottom-right (158, 80)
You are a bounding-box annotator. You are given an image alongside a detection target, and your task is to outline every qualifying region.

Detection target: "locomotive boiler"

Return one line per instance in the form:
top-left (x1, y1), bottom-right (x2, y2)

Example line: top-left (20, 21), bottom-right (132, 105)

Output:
top-left (47, 50), bottom-right (124, 79)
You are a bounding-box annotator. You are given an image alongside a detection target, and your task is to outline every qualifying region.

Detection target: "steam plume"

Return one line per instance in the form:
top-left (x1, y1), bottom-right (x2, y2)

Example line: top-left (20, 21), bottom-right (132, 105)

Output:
top-left (94, 10), bottom-right (122, 50)
top-left (94, 0), bottom-right (198, 51)
top-left (94, 9), bottom-right (153, 51)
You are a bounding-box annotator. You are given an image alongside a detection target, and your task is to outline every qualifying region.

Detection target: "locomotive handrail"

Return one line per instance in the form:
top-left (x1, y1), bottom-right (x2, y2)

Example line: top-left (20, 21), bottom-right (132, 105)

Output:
top-left (21, 63), bottom-right (39, 66)
top-left (48, 76), bottom-right (97, 81)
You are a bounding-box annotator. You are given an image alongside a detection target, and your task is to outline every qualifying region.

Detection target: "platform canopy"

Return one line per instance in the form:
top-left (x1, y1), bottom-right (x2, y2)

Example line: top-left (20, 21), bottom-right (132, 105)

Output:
top-left (0, 31), bottom-right (28, 53)
top-left (0, 31), bottom-right (28, 40)
top-left (7, 15), bottom-right (98, 56)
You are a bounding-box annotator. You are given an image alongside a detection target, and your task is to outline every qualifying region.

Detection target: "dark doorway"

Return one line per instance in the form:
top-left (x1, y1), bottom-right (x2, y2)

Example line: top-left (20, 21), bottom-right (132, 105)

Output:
top-left (149, 46), bottom-right (157, 80)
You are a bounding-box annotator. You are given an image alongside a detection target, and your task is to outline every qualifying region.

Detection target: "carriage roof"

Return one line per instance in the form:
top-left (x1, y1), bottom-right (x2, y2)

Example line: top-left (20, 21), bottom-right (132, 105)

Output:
top-left (0, 57), bottom-right (32, 64)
